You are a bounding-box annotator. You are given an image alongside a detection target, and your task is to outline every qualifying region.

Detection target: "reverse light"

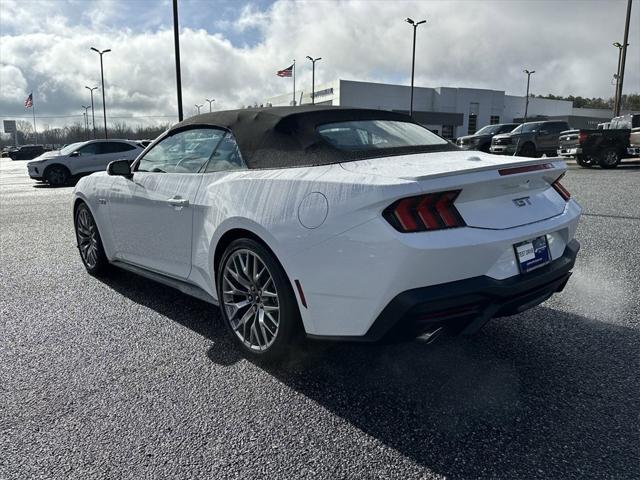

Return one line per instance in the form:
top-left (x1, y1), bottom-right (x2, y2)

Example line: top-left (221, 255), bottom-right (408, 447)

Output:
top-left (383, 190), bottom-right (466, 233)
top-left (552, 173), bottom-right (571, 201)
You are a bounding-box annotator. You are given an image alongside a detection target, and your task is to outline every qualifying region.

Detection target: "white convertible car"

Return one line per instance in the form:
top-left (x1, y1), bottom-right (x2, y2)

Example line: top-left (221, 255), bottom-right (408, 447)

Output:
top-left (72, 106), bottom-right (581, 360)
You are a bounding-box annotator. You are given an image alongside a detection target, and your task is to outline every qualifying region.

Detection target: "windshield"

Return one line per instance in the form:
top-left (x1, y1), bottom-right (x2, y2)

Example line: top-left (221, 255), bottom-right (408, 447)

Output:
top-left (475, 125), bottom-right (504, 135)
top-left (317, 120), bottom-right (448, 151)
top-left (60, 142), bottom-right (86, 155)
top-left (510, 123), bottom-right (543, 134)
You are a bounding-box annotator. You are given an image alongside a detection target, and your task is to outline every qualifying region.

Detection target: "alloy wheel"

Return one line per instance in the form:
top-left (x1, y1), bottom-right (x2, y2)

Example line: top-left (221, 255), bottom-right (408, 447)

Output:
top-left (222, 249), bottom-right (280, 351)
top-left (76, 208), bottom-right (99, 268)
top-left (602, 150), bottom-right (619, 167)
top-left (48, 167), bottom-right (67, 186)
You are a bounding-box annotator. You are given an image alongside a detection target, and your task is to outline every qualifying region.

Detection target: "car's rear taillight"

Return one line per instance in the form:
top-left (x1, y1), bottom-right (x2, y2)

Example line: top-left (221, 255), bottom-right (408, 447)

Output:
top-left (383, 190), bottom-right (466, 232)
top-left (578, 131), bottom-right (588, 144)
top-left (552, 173), bottom-right (571, 201)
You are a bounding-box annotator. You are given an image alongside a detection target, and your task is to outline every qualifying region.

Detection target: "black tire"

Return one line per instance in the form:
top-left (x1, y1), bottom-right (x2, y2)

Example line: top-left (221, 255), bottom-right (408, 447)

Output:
top-left (74, 202), bottom-right (109, 275)
top-left (599, 148), bottom-right (621, 169)
top-left (45, 165), bottom-right (70, 187)
top-left (217, 238), bottom-right (302, 362)
top-left (519, 142), bottom-right (536, 157)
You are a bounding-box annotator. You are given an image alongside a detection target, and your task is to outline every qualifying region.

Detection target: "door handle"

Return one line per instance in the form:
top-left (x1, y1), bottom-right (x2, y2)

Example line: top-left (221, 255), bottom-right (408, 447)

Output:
top-left (167, 197), bottom-right (189, 207)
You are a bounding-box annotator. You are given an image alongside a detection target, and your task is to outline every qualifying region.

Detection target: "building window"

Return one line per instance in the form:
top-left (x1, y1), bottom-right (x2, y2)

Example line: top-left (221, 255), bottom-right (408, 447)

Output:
top-left (468, 102), bottom-right (479, 135)
top-left (490, 115), bottom-right (500, 125)
top-left (441, 125), bottom-right (453, 139)
top-left (467, 115), bottom-right (477, 135)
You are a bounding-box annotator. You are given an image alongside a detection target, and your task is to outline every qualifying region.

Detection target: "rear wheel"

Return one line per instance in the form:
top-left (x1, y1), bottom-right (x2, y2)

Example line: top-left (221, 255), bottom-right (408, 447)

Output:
top-left (599, 148), bottom-right (621, 169)
top-left (45, 165), bottom-right (70, 186)
top-left (217, 238), bottom-right (301, 361)
top-left (74, 203), bottom-right (109, 275)
top-left (519, 142), bottom-right (536, 157)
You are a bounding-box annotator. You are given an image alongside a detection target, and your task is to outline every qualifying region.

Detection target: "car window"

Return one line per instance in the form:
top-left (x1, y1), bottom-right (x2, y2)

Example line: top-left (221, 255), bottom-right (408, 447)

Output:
top-left (317, 120), bottom-right (448, 151)
top-left (204, 133), bottom-right (246, 173)
top-left (137, 128), bottom-right (226, 173)
top-left (77, 143), bottom-right (102, 155)
top-left (102, 142), bottom-right (137, 154)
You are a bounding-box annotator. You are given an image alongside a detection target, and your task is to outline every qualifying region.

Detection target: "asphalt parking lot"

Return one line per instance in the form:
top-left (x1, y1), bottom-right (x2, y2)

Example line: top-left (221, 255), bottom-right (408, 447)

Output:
top-left (1, 157), bottom-right (639, 480)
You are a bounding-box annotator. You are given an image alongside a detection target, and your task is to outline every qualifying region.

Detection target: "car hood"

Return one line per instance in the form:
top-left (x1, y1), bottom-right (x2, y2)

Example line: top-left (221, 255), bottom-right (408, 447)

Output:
top-left (28, 152), bottom-right (63, 164)
top-left (459, 134), bottom-right (491, 142)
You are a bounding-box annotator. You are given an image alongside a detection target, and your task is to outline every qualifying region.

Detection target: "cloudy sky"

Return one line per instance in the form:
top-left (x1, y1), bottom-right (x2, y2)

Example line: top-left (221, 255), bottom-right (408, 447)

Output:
top-left (1, 0), bottom-right (638, 129)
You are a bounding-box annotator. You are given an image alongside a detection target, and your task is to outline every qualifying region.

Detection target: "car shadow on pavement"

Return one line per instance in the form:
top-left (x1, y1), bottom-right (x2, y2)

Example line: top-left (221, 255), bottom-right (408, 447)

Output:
top-left (99, 271), bottom-right (639, 479)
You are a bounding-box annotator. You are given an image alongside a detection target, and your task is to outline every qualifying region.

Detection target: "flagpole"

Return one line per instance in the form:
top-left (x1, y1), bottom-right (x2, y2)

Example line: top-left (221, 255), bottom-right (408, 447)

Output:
top-left (32, 92), bottom-right (37, 144)
top-left (292, 59), bottom-right (296, 106)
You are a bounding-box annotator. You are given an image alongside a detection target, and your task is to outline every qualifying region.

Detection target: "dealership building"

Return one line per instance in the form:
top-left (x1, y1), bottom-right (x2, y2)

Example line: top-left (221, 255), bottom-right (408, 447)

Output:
top-left (266, 79), bottom-right (612, 139)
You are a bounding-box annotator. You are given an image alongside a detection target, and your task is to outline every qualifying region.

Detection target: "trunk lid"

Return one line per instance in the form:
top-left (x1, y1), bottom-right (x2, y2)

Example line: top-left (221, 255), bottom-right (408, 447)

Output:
top-left (340, 151), bottom-right (568, 230)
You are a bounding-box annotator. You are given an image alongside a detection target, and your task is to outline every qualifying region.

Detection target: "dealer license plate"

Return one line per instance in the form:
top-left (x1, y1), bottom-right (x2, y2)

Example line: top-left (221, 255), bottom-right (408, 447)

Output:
top-left (514, 236), bottom-right (550, 273)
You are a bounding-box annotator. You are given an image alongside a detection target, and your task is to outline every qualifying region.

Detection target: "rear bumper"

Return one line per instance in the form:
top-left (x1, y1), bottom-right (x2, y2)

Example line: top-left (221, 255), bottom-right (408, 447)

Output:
top-left (557, 147), bottom-right (582, 157)
top-left (358, 239), bottom-right (580, 341)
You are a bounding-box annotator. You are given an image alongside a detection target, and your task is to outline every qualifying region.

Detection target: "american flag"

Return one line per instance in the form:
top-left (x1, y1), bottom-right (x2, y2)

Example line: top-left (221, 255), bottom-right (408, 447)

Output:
top-left (24, 93), bottom-right (33, 108)
top-left (277, 64), bottom-right (293, 77)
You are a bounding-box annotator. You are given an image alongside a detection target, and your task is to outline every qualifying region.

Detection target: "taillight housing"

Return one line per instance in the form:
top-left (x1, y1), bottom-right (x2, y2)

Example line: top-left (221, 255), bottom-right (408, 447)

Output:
top-left (552, 173), bottom-right (571, 201)
top-left (383, 190), bottom-right (466, 232)
top-left (578, 131), bottom-right (588, 144)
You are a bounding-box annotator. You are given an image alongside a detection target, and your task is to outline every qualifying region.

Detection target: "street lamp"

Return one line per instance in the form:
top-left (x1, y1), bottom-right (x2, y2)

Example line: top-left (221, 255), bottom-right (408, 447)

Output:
top-left (195, 104), bottom-right (203, 115)
top-left (305, 56), bottom-right (322, 105)
top-left (81, 106), bottom-right (90, 140)
top-left (612, 42), bottom-right (628, 114)
top-left (90, 47), bottom-right (111, 138)
top-left (85, 86), bottom-right (98, 138)
top-left (405, 17), bottom-right (426, 117)
top-left (205, 98), bottom-right (215, 112)
top-left (523, 69), bottom-right (535, 123)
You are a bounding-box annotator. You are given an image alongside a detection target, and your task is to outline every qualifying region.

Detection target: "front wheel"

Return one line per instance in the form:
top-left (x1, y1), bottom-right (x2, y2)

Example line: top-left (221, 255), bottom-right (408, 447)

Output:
top-left (599, 148), bottom-right (621, 169)
top-left (45, 165), bottom-right (70, 186)
top-left (217, 238), bottom-right (301, 361)
top-left (519, 143), bottom-right (537, 157)
top-left (74, 203), bottom-right (109, 275)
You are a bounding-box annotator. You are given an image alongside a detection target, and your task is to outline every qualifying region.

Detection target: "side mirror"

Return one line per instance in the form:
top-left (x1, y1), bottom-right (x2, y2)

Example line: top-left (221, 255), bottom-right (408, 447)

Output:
top-left (107, 159), bottom-right (132, 178)
top-left (70, 151), bottom-right (80, 157)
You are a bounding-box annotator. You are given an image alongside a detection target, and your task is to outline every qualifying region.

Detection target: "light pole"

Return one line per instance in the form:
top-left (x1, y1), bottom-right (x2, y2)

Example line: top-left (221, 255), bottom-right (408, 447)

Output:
top-left (85, 86), bottom-right (98, 138)
top-left (523, 69), bottom-right (535, 123)
top-left (195, 104), bottom-right (203, 115)
top-left (90, 47), bottom-right (111, 138)
top-left (305, 56), bottom-right (322, 104)
top-left (205, 98), bottom-right (215, 112)
top-left (81, 106), bottom-right (90, 140)
top-left (614, 0), bottom-right (633, 116)
top-left (405, 17), bottom-right (426, 117)
top-left (612, 41), bottom-right (629, 115)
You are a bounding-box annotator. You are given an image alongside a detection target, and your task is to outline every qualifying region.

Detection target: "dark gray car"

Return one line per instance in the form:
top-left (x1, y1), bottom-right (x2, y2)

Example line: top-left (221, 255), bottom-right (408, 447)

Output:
top-left (456, 123), bottom-right (518, 152)
top-left (490, 121), bottom-right (570, 157)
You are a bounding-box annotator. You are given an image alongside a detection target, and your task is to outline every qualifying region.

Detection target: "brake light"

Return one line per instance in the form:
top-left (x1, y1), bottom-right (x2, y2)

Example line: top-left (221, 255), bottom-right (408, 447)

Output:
top-left (578, 131), bottom-right (588, 144)
top-left (552, 173), bottom-right (571, 201)
top-left (383, 190), bottom-right (466, 232)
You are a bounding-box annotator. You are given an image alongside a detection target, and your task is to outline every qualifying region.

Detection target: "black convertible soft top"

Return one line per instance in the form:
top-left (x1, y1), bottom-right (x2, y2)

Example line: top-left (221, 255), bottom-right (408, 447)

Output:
top-left (173, 105), bottom-right (457, 169)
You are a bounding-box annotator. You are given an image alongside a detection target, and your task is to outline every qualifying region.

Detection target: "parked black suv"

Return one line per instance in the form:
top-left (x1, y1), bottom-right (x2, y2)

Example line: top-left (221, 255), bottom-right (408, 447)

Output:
top-left (490, 121), bottom-right (571, 157)
top-left (8, 145), bottom-right (49, 161)
top-left (558, 114), bottom-right (640, 168)
top-left (456, 123), bottom-right (518, 152)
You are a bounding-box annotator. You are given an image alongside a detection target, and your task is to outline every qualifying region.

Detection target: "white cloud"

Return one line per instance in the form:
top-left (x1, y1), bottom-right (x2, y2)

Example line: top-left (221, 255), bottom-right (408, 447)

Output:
top-left (0, 0), bottom-right (638, 128)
